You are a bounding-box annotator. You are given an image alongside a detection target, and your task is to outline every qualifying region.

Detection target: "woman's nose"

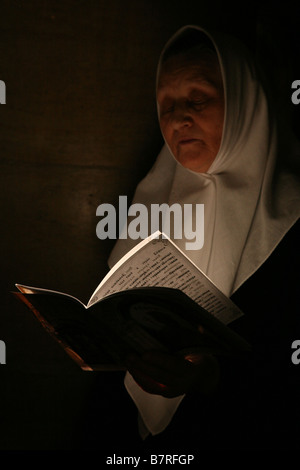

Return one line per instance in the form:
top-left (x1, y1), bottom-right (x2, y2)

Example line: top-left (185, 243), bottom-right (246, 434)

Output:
top-left (171, 104), bottom-right (193, 129)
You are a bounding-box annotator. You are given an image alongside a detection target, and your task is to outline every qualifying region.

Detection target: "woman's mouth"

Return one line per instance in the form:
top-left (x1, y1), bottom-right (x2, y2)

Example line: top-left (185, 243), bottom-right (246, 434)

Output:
top-left (178, 138), bottom-right (200, 145)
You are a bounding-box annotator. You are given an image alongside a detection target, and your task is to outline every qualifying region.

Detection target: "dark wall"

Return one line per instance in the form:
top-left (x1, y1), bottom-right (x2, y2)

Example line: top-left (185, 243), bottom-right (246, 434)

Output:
top-left (0, 0), bottom-right (298, 451)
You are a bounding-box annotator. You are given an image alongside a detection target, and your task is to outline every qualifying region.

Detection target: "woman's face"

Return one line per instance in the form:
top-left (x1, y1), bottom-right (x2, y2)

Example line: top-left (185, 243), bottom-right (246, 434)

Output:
top-left (157, 52), bottom-right (224, 173)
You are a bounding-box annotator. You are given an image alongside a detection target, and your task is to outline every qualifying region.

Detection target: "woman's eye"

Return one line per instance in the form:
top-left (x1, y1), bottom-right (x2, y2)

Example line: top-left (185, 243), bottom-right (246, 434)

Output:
top-left (161, 106), bottom-right (174, 116)
top-left (191, 100), bottom-right (205, 108)
top-left (163, 106), bottom-right (174, 114)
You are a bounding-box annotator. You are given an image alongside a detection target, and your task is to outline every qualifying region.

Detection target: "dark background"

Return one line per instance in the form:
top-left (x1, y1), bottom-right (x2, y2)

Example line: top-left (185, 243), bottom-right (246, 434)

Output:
top-left (0, 0), bottom-right (299, 451)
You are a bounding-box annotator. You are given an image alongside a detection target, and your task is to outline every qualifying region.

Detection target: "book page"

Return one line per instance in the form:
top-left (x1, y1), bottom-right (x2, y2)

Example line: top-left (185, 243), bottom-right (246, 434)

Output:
top-left (88, 233), bottom-right (243, 325)
top-left (15, 284), bottom-right (87, 308)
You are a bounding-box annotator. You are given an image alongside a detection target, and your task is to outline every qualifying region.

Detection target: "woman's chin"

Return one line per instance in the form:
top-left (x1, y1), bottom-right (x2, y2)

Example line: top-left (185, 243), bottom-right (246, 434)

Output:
top-left (175, 150), bottom-right (214, 173)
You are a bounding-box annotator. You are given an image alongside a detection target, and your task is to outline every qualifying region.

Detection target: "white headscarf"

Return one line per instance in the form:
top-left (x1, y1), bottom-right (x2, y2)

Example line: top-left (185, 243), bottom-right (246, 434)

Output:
top-left (109, 25), bottom-right (300, 297)
top-left (108, 25), bottom-right (300, 436)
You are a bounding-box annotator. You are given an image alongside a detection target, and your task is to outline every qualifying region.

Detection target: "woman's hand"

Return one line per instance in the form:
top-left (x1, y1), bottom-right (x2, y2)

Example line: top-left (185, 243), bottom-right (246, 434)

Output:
top-left (125, 350), bottom-right (220, 398)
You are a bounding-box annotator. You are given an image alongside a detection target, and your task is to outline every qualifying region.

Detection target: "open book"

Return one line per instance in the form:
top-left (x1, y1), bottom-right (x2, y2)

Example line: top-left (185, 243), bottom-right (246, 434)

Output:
top-left (14, 231), bottom-right (250, 371)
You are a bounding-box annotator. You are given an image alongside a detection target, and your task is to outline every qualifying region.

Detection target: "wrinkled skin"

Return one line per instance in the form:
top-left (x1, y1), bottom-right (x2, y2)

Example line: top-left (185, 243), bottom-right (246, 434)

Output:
top-left (157, 49), bottom-right (224, 173)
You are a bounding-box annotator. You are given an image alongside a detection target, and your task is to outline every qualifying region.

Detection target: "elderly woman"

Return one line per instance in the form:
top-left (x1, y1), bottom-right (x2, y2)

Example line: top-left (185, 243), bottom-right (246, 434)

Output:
top-left (107, 26), bottom-right (300, 450)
